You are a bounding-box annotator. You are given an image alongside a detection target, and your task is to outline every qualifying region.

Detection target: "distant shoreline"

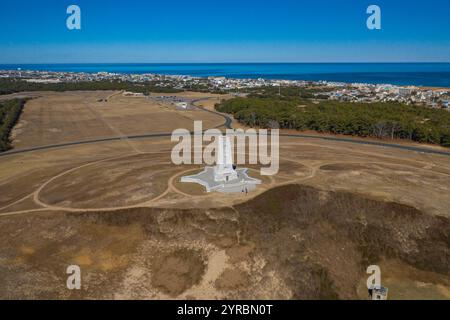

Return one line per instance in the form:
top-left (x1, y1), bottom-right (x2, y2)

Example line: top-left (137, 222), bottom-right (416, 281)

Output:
top-left (1, 62), bottom-right (450, 88)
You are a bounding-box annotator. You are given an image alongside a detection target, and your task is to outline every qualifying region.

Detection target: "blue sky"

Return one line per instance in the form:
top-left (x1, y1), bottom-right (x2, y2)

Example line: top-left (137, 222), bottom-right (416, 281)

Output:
top-left (0, 0), bottom-right (449, 63)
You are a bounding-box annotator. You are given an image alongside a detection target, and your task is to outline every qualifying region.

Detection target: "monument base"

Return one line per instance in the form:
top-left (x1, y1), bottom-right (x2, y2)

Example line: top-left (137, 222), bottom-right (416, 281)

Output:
top-left (181, 167), bottom-right (261, 193)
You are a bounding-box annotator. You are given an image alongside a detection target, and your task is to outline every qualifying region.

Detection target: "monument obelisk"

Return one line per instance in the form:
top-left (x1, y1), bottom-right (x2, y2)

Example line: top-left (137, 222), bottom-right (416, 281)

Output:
top-left (214, 135), bottom-right (238, 182)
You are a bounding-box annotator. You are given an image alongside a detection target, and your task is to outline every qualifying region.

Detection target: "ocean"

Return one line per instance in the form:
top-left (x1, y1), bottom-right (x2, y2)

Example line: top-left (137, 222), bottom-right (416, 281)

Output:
top-left (1, 63), bottom-right (450, 88)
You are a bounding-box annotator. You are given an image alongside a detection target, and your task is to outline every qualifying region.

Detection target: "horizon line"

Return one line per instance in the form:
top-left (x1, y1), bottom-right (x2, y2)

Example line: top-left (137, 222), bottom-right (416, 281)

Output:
top-left (1, 61), bottom-right (450, 65)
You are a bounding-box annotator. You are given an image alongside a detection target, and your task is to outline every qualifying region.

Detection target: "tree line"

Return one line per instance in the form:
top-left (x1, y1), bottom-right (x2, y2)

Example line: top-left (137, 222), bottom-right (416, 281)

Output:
top-left (0, 79), bottom-right (183, 95)
top-left (0, 99), bottom-right (27, 152)
top-left (216, 97), bottom-right (450, 147)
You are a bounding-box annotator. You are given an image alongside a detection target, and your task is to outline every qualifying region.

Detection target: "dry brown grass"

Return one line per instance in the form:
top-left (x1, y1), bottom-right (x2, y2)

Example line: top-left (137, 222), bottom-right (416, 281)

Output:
top-left (12, 91), bottom-right (225, 149)
top-left (0, 91), bottom-right (450, 299)
top-left (0, 185), bottom-right (448, 299)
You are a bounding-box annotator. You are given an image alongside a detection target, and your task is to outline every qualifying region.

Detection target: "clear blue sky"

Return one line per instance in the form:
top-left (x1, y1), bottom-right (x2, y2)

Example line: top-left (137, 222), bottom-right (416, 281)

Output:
top-left (0, 0), bottom-right (449, 63)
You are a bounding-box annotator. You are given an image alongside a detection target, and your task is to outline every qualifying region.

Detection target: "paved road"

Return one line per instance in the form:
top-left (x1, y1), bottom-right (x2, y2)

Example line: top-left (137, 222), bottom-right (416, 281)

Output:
top-left (1, 97), bottom-right (450, 158)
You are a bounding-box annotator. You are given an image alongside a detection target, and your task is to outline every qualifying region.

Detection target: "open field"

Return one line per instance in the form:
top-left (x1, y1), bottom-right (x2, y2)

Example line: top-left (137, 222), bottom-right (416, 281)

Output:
top-left (0, 91), bottom-right (449, 299)
top-left (11, 91), bottom-right (224, 149)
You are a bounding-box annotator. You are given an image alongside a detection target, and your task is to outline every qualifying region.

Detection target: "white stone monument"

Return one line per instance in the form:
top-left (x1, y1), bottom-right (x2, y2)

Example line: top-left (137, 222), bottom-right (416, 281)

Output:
top-left (181, 135), bottom-right (261, 193)
top-left (214, 135), bottom-right (238, 182)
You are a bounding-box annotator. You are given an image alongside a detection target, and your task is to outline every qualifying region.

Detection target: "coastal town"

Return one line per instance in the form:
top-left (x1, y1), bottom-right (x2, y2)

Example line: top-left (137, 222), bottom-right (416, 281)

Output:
top-left (1, 69), bottom-right (449, 109)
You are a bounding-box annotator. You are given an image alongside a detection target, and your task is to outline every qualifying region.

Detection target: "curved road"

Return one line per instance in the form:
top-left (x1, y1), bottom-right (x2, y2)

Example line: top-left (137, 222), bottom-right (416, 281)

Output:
top-left (1, 97), bottom-right (450, 158)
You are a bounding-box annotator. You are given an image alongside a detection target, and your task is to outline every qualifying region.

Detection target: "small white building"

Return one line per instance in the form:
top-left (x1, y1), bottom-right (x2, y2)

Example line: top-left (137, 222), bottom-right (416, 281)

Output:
top-left (175, 102), bottom-right (188, 109)
top-left (369, 286), bottom-right (388, 300)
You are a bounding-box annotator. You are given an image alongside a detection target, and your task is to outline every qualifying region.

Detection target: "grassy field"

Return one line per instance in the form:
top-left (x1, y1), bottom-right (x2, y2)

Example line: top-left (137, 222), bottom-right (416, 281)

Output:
top-left (0, 91), bottom-right (449, 299)
top-left (11, 91), bottom-right (224, 149)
